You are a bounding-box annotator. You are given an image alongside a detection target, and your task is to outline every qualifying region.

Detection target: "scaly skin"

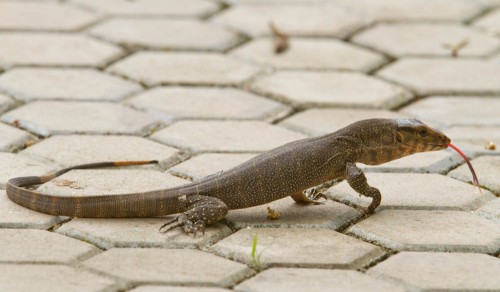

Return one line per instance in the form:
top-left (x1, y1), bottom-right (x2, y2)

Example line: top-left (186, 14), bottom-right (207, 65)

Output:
top-left (7, 119), bottom-right (450, 235)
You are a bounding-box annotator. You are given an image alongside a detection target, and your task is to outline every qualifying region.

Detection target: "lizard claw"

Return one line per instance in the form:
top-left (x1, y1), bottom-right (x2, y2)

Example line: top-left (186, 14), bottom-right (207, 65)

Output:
top-left (305, 188), bottom-right (328, 204)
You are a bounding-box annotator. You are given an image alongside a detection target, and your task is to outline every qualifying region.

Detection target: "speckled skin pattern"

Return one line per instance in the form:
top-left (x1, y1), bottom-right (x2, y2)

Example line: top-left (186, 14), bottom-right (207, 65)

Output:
top-left (7, 119), bottom-right (450, 234)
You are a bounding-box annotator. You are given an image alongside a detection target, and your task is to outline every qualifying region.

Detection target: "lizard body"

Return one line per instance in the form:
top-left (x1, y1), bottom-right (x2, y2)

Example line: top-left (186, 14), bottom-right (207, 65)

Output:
top-left (7, 118), bottom-right (450, 235)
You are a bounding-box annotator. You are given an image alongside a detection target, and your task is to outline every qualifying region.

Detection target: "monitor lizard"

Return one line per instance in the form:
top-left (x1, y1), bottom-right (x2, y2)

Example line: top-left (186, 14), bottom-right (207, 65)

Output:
top-left (7, 118), bottom-right (451, 236)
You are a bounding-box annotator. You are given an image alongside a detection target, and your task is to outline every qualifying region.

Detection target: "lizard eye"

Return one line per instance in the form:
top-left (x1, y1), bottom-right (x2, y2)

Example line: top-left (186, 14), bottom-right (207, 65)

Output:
top-left (418, 129), bottom-right (428, 137)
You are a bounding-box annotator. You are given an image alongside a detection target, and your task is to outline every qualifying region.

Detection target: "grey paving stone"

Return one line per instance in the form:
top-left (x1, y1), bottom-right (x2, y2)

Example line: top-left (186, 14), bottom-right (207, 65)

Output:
top-left (109, 52), bottom-right (261, 86)
top-left (0, 1), bottom-right (98, 31)
top-left (0, 123), bottom-right (33, 152)
top-left (347, 209), bottom-right (500, 253)
top-left (449, 155), bottom-right (500, 194)
top-left (1, 101), bottom-right (158, 137)
top-left (0, 68), bottom-right (142, 102)
top-left (226, 197), bottom-right (361, 229)
top-left (0, 153), bottom-right (54, 188)
top-left (0, 264), bottom-right (116, 292)
top-left (21, 135), bottom-right (183, 169)
top-left (58, 218), bottom-right (232, 250)
top-left (83, 248), bottom-right (253, 287)
top-left (353, 23), bottom-right (500, 57)
top-left (168, 153), bottom-right (257, 181)
top-left (127, 87), bottom-right (290, 123)
top-left (234, 268), bottom-right (405, 292)
top-left (0, 93), bottom-right (15, 114)
top-left (401, 96), bottom-right (500, 128)
top-left (334, 0), bottom-right (482, 22)
top-left (445, 126), bottom-right (500, 156)
top-left (0, 190), bottom-right (66, 229)
top-left (476, 198), bottom-right (500, 221)
top-left (0, 229), bottom-right (97, 264)
top-left (226, 0), bottom-right (325, 3)
top-left (368, 252), bottom-right (500, 291)
top-left (212, 4), bottom-right (363, 37)
top-left (280, 108), bottom-right (408, 136)
top-left (0, 33), bottom-right (123, 68)
top-left (71, 0), bottom-right (219, 17)
top-left (474, 7), bottom-right (500, 35)
top-left (327, 173), bottom-right (495, 211)
top-left (251, 71), bottom-right (412, 109)
top-left (130, 287), bottom-right (231, 292)
top-left (210, 228), bottom-right (385, 269)
top-left (151, 121), bottom-right (306, 153)
top-left (89, 18), bottom-right (240, 51)
top-left (378, 59), bottom-right (500, 95)
top-left (230, 38), bottom-right (386, 72)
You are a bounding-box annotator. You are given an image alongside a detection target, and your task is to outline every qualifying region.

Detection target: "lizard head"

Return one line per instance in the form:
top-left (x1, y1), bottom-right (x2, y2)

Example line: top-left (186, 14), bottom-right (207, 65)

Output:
top-left (394, 118), bottom-right (450, 154)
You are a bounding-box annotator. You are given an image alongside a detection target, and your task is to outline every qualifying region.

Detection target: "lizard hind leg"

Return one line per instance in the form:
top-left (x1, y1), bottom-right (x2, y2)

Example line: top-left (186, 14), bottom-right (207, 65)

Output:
top-left (159, 195), bottom-right (228, 237)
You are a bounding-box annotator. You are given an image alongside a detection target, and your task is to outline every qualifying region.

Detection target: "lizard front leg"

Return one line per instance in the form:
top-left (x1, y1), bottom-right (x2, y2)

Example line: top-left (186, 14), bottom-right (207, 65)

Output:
top-left (159, 195), bottom-right (228, 237)
top-left (345, 162), bottom-right (381, 214)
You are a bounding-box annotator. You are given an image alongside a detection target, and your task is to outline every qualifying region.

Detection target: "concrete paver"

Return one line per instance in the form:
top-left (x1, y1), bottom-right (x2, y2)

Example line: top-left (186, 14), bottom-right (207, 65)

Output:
top-left (127, 87), bottom-right (289, 122)
top-left (0, 229), bottom-right (97, 263)
top-left (0, 123), bottom-right (33, 152)
top-left (327, 173), bottom-right (495, 211)
top-left (1, 101), bottom-right (158, 137)
top-left (0, 264), bottom-right (116, 292)
top-left (130, 287), bottom-right (231, 292)
top-left (368, 252), bottom-right (500, 291)
top-left (476, 198), bottom-right (500, 221)
top-left (210, 227), bottom-right (384, 269)
top-left (83, 248), bottom-right (253, 287)
top-left (89, 18), bottom-right (240, 51)
top-left (151, 120), bottom-right (306, 153)
top-left (231, 38), bottom-right (386, 71)
top-left (251, 71), bottom-right (412, 109)
top-left (0, 33), bottom-right (123, 68)
top-left (353, 23), bottom-right (500, 57)
top-left (0, 68), bottom-right (142, 102)
top-left (20, 135), bottom-right (183, 168)
top-left (378, 59), bottom-right (500, 95)
top-left (168, 153), bottom-right (257, 181)
top-left (474, 7), bottom-right (500, 35)
top-left (109, 52), bottom-right (261, 86)
top-left (235, 268), bottom-right (405, 292)
top-left (0, 93), bottom-right (15, 114)
top-left (0, 153), bottom-right (54, 188)
top-left (347, 209), bottom-right (500, 253)
top-left (449, 155), bottom-right (500, 194)
top-left (445, 126), bottom-right (500, 156)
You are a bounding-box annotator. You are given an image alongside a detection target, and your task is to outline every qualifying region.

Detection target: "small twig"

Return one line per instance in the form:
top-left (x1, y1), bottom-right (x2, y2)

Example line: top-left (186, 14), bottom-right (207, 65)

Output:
top-left (442, 38), bottom-right (469, 57)
top-left (269, 21), bottom-right (289, 54)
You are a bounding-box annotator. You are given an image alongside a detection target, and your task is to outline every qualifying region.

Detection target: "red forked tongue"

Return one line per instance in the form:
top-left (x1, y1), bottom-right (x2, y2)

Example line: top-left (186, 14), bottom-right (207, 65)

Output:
top-left (448, 143), bottom-right (481, 193)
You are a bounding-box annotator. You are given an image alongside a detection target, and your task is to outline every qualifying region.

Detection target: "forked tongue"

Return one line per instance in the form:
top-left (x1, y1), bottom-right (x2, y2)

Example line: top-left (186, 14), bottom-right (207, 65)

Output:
top-left (448, 143), bottom-right (481, 193)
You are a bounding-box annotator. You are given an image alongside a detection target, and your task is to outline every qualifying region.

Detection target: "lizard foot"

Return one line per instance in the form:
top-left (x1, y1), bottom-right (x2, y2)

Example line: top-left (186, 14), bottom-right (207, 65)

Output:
top-left (291, 188), bottom-right (328, 204)
top-left (159, 214), bottom-right (206, 237)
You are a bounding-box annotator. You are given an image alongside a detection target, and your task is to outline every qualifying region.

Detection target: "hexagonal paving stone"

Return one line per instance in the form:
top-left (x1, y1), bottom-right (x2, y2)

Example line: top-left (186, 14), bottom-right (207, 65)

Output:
top-left (1, 101), bottom-right (158, 137)
top-left (0, 1), bottom-right (97, 31)
top-left (210, 228), bottom-right (384, 269)
top-left (0, 153), bottom-right (54, 188)
top-left (0, 93), bottom-right (15, 114)
top-left (21, 135), bottom-right (183, 168)
top-left (226, 197), bottom-right (361, 229)
top-left (127, 87), bottom-right (290, 122)
top-left (0, 190), bottom-right (66, 229)
top-left (378, 59), bottom-right (500, 95)
top-left (280, 108), bottom-right (407, 136)
top-left (353, 23), bottom-right (500, 58)
top-left (168, 153), bottom-right (257, 181)
top-left (89, 18), bottom-right (240, 51)
top-left (212, 4), bottom-right (363, 37)
top-left (368, 252), bottom-right (500, 291)
top-left (476, 198), bottom-right (500, 221)
top-left (83, 248), bottom-right (253, 287)
top-left (449, 156), bottom-right (500, 194)
top-left (0, 229), bottom-right (97, 263)
top-left (334, 0), bottom-right (482, 22)
top-left (0, 123), bottom-right (33, 152)
top-left (347, 209), bottom-right (500, 253)
top-left (0, 68), bottom-right (142, 102)
top-left (234, 268), bottom-right (405, 292)
top-left (230, 38), bottom-right (386, 72)
top-left (445, 126), bottom-right (500, 156)
top-left (109, 52), bottom-right (261, 86)
top-left (401, 96), bottom-right (500, 127)
top-left (151, 121), bottom-right (306, 153)
top-left (474, 7), bottom-right (500, 35)
top-left (0, 33), bottom-right (123, 68)
top-left (0, 264), bottom-right (115, 292)
top-left (58, 218), bottom-right (231, 250)
top-left (71, 0), bottom-right (219, 17)
top-left (131, 287), bottom-right (231, 292)
top-left (327, 173), bottom-right (495, 211)
top-left (251, 71), bottom-right (413, 109)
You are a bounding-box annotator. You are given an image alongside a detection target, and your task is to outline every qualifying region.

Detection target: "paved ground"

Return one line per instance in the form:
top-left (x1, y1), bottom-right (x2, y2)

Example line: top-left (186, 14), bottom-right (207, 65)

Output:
top-left (0, 0), bottom-right (499, 291)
